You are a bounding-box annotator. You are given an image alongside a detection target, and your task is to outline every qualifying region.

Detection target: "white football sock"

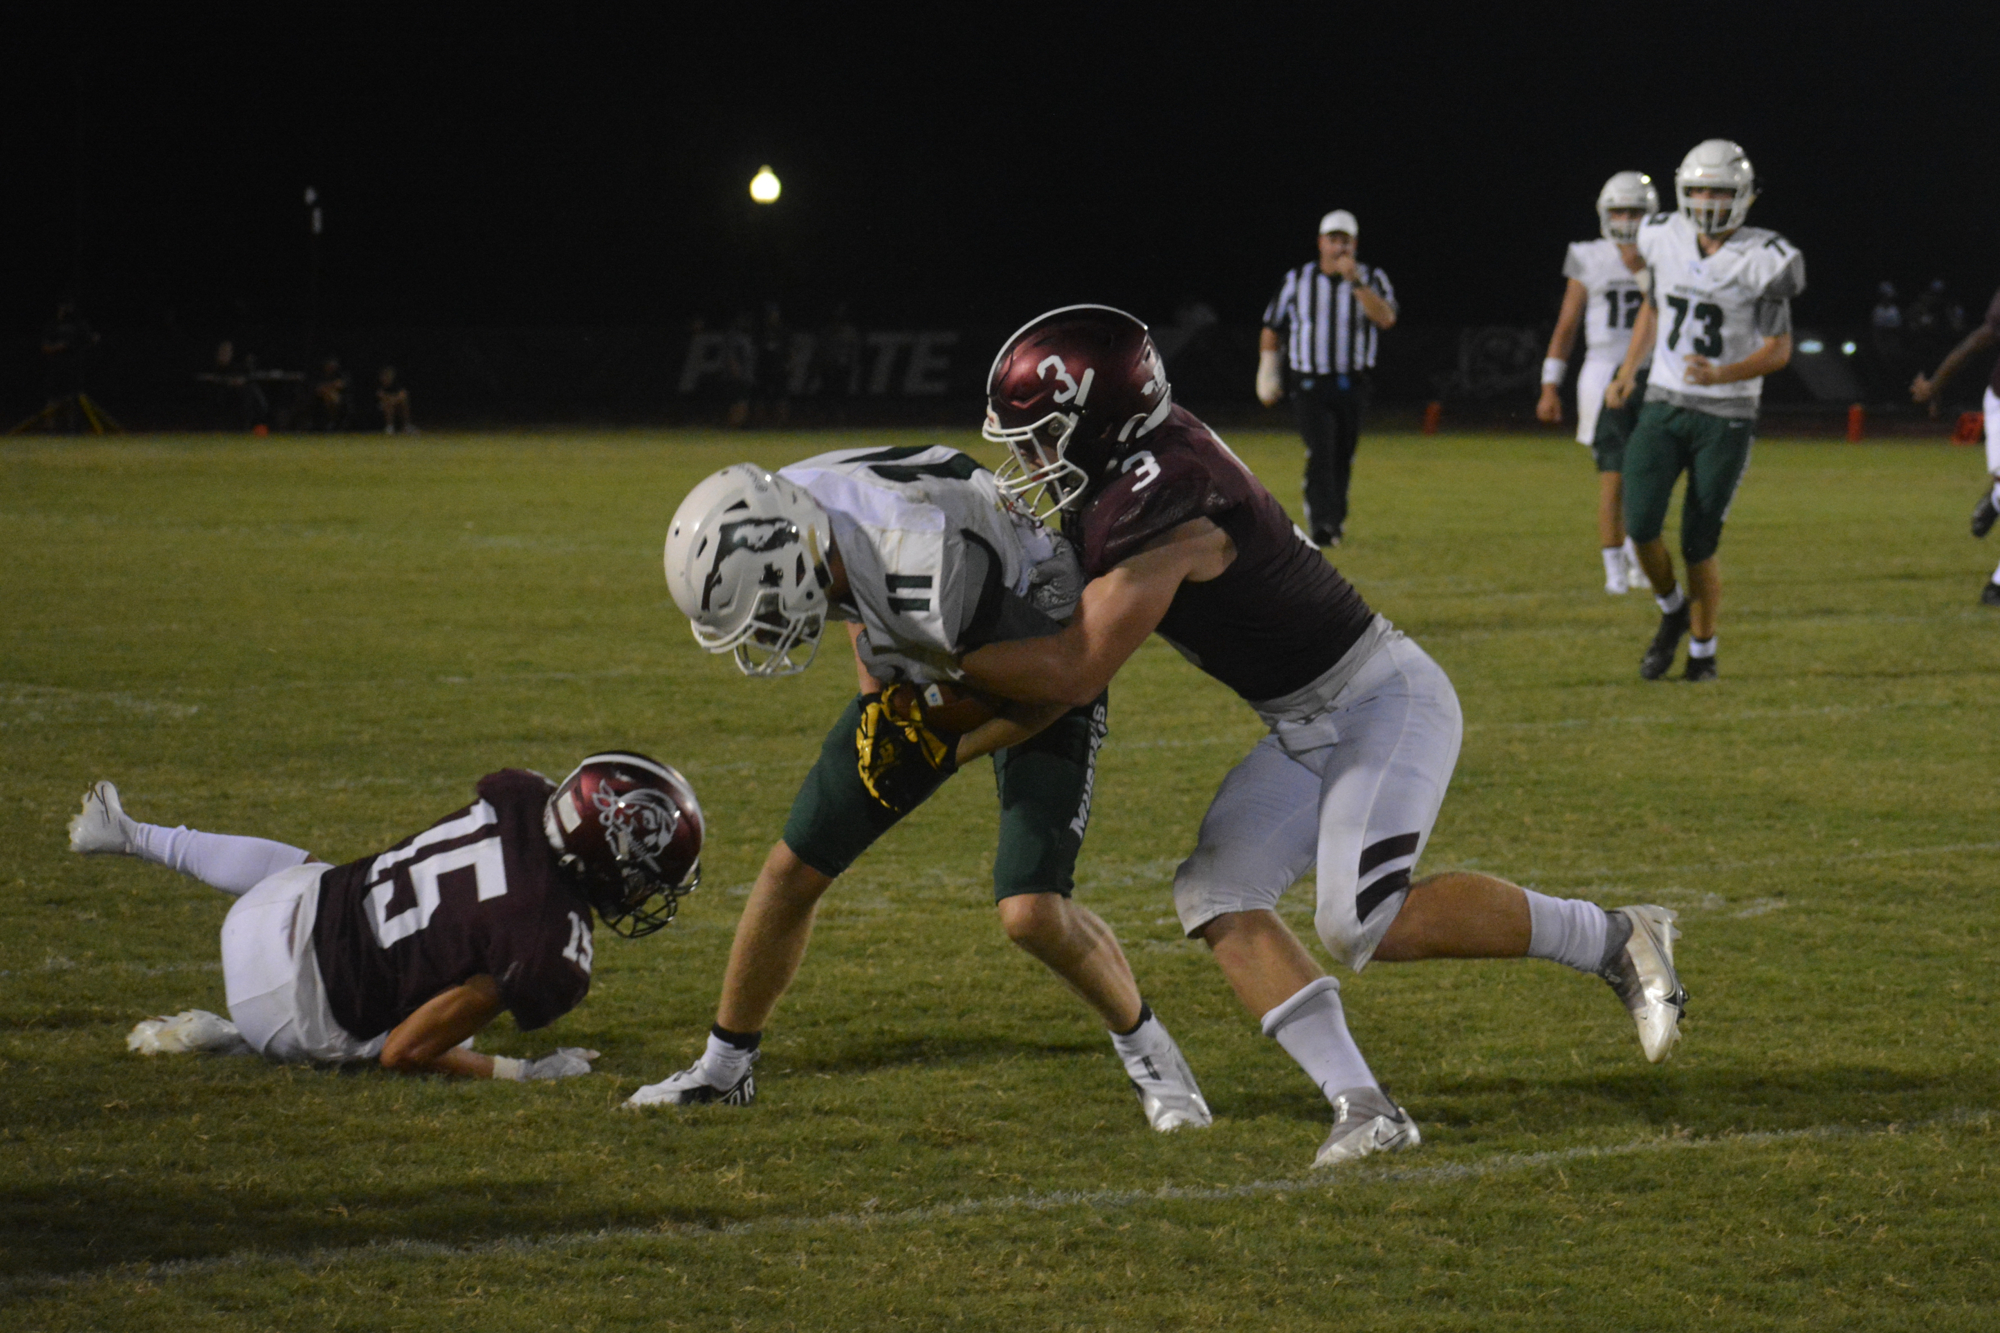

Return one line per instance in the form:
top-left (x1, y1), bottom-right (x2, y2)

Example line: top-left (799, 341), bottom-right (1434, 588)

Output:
top-left (1990, 556), bottom-right (2000, 585)
top-left (127, 822), bottom-right (314, 897)
top-left (1261, 977), bottom-right (1377, 1102)
top-left (1110, 1005), bottom-right (1180, 1081)
top-left (701, 1031), bottom-right (756, 1081)
top-left (1523, 890), bottom-right (1611, 975)
top-left (1655, 584), bottom-right (1687, 614)
top-left (1990, 476), bottom-right (2000, 509)
top-left (1601, 547), bottom-right (1626, 581)
top-left (1688, 636), bottom-right (1716, 659)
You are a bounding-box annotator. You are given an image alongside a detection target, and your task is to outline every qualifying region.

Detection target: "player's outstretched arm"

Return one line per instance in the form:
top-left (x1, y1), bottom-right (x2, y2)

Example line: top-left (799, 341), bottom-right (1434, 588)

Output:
top-left (960, 520), bottom-right (1231, 706)
top-left (1913, 325), bottom-right (1996, 404)
top-left (379, 975), bottom-right (508, 1077)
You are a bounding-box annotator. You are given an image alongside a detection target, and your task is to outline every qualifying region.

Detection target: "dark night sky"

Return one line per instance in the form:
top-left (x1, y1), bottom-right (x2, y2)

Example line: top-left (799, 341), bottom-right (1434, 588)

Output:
top-left (7, 7), bottom-right (1996, 340)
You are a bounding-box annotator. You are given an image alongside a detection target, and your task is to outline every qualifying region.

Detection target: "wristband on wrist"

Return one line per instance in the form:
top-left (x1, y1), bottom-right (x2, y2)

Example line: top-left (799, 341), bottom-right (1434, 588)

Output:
top-left (1540, 357), bottom-right (1568, 386)
top-left (489, 1055), bottom-right (525, 1081)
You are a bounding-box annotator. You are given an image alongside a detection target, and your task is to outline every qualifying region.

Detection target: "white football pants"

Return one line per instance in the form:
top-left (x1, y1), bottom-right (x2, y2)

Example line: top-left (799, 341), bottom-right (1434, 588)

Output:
top-left (220, 862), bottom-right (384, 1064)
top-left (1172, 634), bottom-right (1462, 969)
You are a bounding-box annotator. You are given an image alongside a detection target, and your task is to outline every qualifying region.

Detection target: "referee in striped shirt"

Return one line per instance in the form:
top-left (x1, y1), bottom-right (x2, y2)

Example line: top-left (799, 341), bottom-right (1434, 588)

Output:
top-left (1257, 209), bottom-right (1398, 546)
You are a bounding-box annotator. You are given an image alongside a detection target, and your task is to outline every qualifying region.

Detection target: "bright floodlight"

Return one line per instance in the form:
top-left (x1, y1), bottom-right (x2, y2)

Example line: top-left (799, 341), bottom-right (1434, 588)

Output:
top-left (750, 166), bottom-right (781, 204)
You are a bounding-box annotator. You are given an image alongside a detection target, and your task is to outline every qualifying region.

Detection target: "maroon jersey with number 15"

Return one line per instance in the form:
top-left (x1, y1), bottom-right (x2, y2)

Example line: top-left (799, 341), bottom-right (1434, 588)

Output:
top-left (1067, 406), bottom-right (1376, 703)
top-left (311, 770), bottom-right (596, 1040)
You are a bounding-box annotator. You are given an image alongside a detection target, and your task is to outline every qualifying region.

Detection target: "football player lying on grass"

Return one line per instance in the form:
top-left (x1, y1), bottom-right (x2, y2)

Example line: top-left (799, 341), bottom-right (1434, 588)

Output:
top-left (633, 451), bottom-right (1210, 1132)
top-left (66, 752), bottom-right (701, 1079)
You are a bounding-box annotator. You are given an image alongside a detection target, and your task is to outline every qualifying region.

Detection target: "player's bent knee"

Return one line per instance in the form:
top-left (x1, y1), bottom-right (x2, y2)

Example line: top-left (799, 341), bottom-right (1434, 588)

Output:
top-left (996, 891), bottom-right (1068, 947)
top-left (1314, 887), bottom-right (1391, 972)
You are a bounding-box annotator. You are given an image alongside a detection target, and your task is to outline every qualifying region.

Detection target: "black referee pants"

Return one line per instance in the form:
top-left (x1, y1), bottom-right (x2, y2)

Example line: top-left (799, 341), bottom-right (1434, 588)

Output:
top-left (1294, 373), bottom-right (1369, 541)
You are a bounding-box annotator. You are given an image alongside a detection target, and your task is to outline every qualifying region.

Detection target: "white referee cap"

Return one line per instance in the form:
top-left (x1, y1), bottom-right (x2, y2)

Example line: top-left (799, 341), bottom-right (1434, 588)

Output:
top-left (1318, 209), bottom-right (1359, 237)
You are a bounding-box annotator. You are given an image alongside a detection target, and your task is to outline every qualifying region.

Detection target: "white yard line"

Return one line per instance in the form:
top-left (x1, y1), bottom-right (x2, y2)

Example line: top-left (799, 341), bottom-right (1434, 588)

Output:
top-left (9, 1108), bottom-right (1988, 1293)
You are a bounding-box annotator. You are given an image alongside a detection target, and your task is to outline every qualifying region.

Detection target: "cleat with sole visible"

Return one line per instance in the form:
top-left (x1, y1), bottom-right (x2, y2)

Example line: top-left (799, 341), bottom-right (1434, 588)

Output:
top-left (1973, 491), bottom-right (1997, 539)
top-left (1639, 604), bottom-right (1691, 680)
top-left (1310, 1086), bottom-right (1421, 1169)
top-left (1601, 905), bottom-right (1686, 1062)
top-left (623, 1055), bottom-right (757, 1108)
top-left (68, 781), bottom-right (134, 856)
top-left (1125, 1039), bottom-right (1212, 1133)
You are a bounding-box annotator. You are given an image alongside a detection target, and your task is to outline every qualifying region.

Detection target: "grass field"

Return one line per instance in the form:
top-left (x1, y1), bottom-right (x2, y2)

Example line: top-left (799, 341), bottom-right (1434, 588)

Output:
top-left (4, 426), bottom-right (1997, 1331)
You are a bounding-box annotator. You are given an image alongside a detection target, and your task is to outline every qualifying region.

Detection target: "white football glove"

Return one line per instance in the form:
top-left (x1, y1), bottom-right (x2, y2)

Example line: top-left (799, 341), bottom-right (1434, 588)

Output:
top-left (495, 1047), bottom-right (600, 1080)
top-left (1256, 349), bottom-right (1284, 407)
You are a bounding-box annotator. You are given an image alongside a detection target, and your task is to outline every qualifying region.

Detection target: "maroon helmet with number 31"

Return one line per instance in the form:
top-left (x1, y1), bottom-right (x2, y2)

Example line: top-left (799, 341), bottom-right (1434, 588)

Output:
top-left (983, 304), bottom-right (1173, 520)
top-left (543, 751), bottom-right (704, 937)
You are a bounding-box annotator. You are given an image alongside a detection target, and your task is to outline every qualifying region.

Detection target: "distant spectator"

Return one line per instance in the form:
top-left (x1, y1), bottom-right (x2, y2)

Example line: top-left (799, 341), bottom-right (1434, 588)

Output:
top-left (38, 300), bottom-right (99, 429)
top-left (1909, 279), bottom-right (1963, 368)
top-left (202, 340), bottom-right (269, 431)
top-left (754, 302), bottom-right (792, 427)
top-left (310, 357), bottom-right (351, 431)
top-left (722, 312), bottom-right (755, 428)
top-left (376, 366), bottom-right (416, 435)
top-left (1870, 282), bottom-right (1902, 341)
top-left (817, 304), bottom-right (861, 398)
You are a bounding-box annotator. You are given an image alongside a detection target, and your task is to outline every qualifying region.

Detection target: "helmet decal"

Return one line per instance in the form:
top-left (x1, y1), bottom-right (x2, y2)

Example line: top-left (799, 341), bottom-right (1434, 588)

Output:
top-left (701, 517), bottom-right (800, 611)
top-left (590, 782), bottom-right (681, 876)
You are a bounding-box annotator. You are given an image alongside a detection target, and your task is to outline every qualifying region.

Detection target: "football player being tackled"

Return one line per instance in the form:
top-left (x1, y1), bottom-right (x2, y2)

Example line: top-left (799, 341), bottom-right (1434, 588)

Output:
top-left (959, 306), bottom-right (1686, 1169)
top-left (1535, 170), bottom-right (1658, 595)
top-left (66, 753), bottom-right (701, 1079)
top-left (631, 449), bottom-right (1210, 1132)
top-left (1606, 139), bottom-right (1806, 680)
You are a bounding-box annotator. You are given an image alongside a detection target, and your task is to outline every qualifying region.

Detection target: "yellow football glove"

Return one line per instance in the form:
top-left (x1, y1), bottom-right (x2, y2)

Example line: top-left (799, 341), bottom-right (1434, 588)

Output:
top-left (856, 689), bottom-right (959, 816)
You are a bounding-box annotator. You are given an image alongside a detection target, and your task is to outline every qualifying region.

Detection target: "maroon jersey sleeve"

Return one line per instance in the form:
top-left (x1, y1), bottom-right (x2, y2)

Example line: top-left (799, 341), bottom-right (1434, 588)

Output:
top-left (1071, 407), bottom-right (1376, 703)
top-left (312, 770), bottom-right (594, 1039)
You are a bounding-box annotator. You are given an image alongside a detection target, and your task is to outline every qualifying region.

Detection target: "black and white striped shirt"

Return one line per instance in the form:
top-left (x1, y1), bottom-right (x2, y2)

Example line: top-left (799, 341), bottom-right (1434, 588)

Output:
top-left (1262, 262), bottom-right (1397, 375)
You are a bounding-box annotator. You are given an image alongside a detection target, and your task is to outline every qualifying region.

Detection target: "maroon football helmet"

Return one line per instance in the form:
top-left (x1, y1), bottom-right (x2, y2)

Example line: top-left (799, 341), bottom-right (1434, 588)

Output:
top-left (983, 304), bottom-right (1173, 519)
top-left (543, 751), bottom-right (703, 937)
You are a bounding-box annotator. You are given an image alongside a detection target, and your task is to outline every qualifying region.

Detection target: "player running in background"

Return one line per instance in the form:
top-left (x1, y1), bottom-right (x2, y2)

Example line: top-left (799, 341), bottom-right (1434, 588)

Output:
top-left (1910, 281), bottom-right (2000, 605)
top-left (1606, 139), bottom-right (1805, 681)
top-left (633, 451), bottom-right (1209, 1132)
top-left (962, 305), bottom-right (1684, 1169)
top-left (66, 753), bottom-right (700, 1078)
top-left (1536, 171), bottom-right (1657, 594)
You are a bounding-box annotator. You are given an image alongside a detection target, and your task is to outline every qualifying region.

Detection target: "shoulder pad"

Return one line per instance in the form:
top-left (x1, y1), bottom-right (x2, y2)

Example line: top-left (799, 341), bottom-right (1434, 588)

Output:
top-left (1078, 441), bottom-right (1240, 574)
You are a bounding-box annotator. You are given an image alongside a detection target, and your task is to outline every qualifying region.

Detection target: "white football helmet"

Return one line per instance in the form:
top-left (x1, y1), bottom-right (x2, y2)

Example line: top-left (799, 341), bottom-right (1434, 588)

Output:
top-left (664, 464), bottom-right (832, 677)
top-left (1596, 171), bottom-right (1659, 243)
top-left (1675, 139), bottom-right (1756, 236)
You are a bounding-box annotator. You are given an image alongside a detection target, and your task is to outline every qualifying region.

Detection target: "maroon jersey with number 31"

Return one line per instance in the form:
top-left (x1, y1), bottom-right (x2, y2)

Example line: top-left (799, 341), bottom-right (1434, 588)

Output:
top-left (311, 770), bottom-right (596, 1040)
top-left (1067, 406), bottom-right (1376, 702)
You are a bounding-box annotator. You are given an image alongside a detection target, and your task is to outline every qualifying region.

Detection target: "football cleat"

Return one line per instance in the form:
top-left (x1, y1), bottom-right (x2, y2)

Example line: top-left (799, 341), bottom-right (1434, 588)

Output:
top-left (1123, 1040), bottom-right (1213, 1133)
top-left (1972, 490), bottom-right (1997, 539)
top-left (1604, 567), bottom-right (1629, 595)
top-left (1684, 655), bottom-right (1717, 683)
top-left (1600, 906), bottom-right (1686, 1062)
top-left (68, 781), bottom-right (134, 856)
top-left (622, 1055), bottom-right (757, 1108)
top-left (1981, 581), bottom-right (2000, 607)
top-left (1311, 1086), bottom-right (1421, 1169)
top-left (1639, 604), bottom-right (1691, 680)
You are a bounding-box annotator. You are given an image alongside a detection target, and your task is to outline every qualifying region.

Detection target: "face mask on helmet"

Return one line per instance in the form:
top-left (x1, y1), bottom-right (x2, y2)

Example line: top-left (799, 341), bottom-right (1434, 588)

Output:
top-left (983, 405), bottom-right (1090, 523)
top-left (1596, 171), bottom-right (1659, 243)
top-left (1674, 140), bottom-right (1756, 237)
top-left (544, 751), bottom-right (704, 938)
top-left (665, 464), bottom-right (832, 678)
top-left (983, 305), bottom-right (1174, 522)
